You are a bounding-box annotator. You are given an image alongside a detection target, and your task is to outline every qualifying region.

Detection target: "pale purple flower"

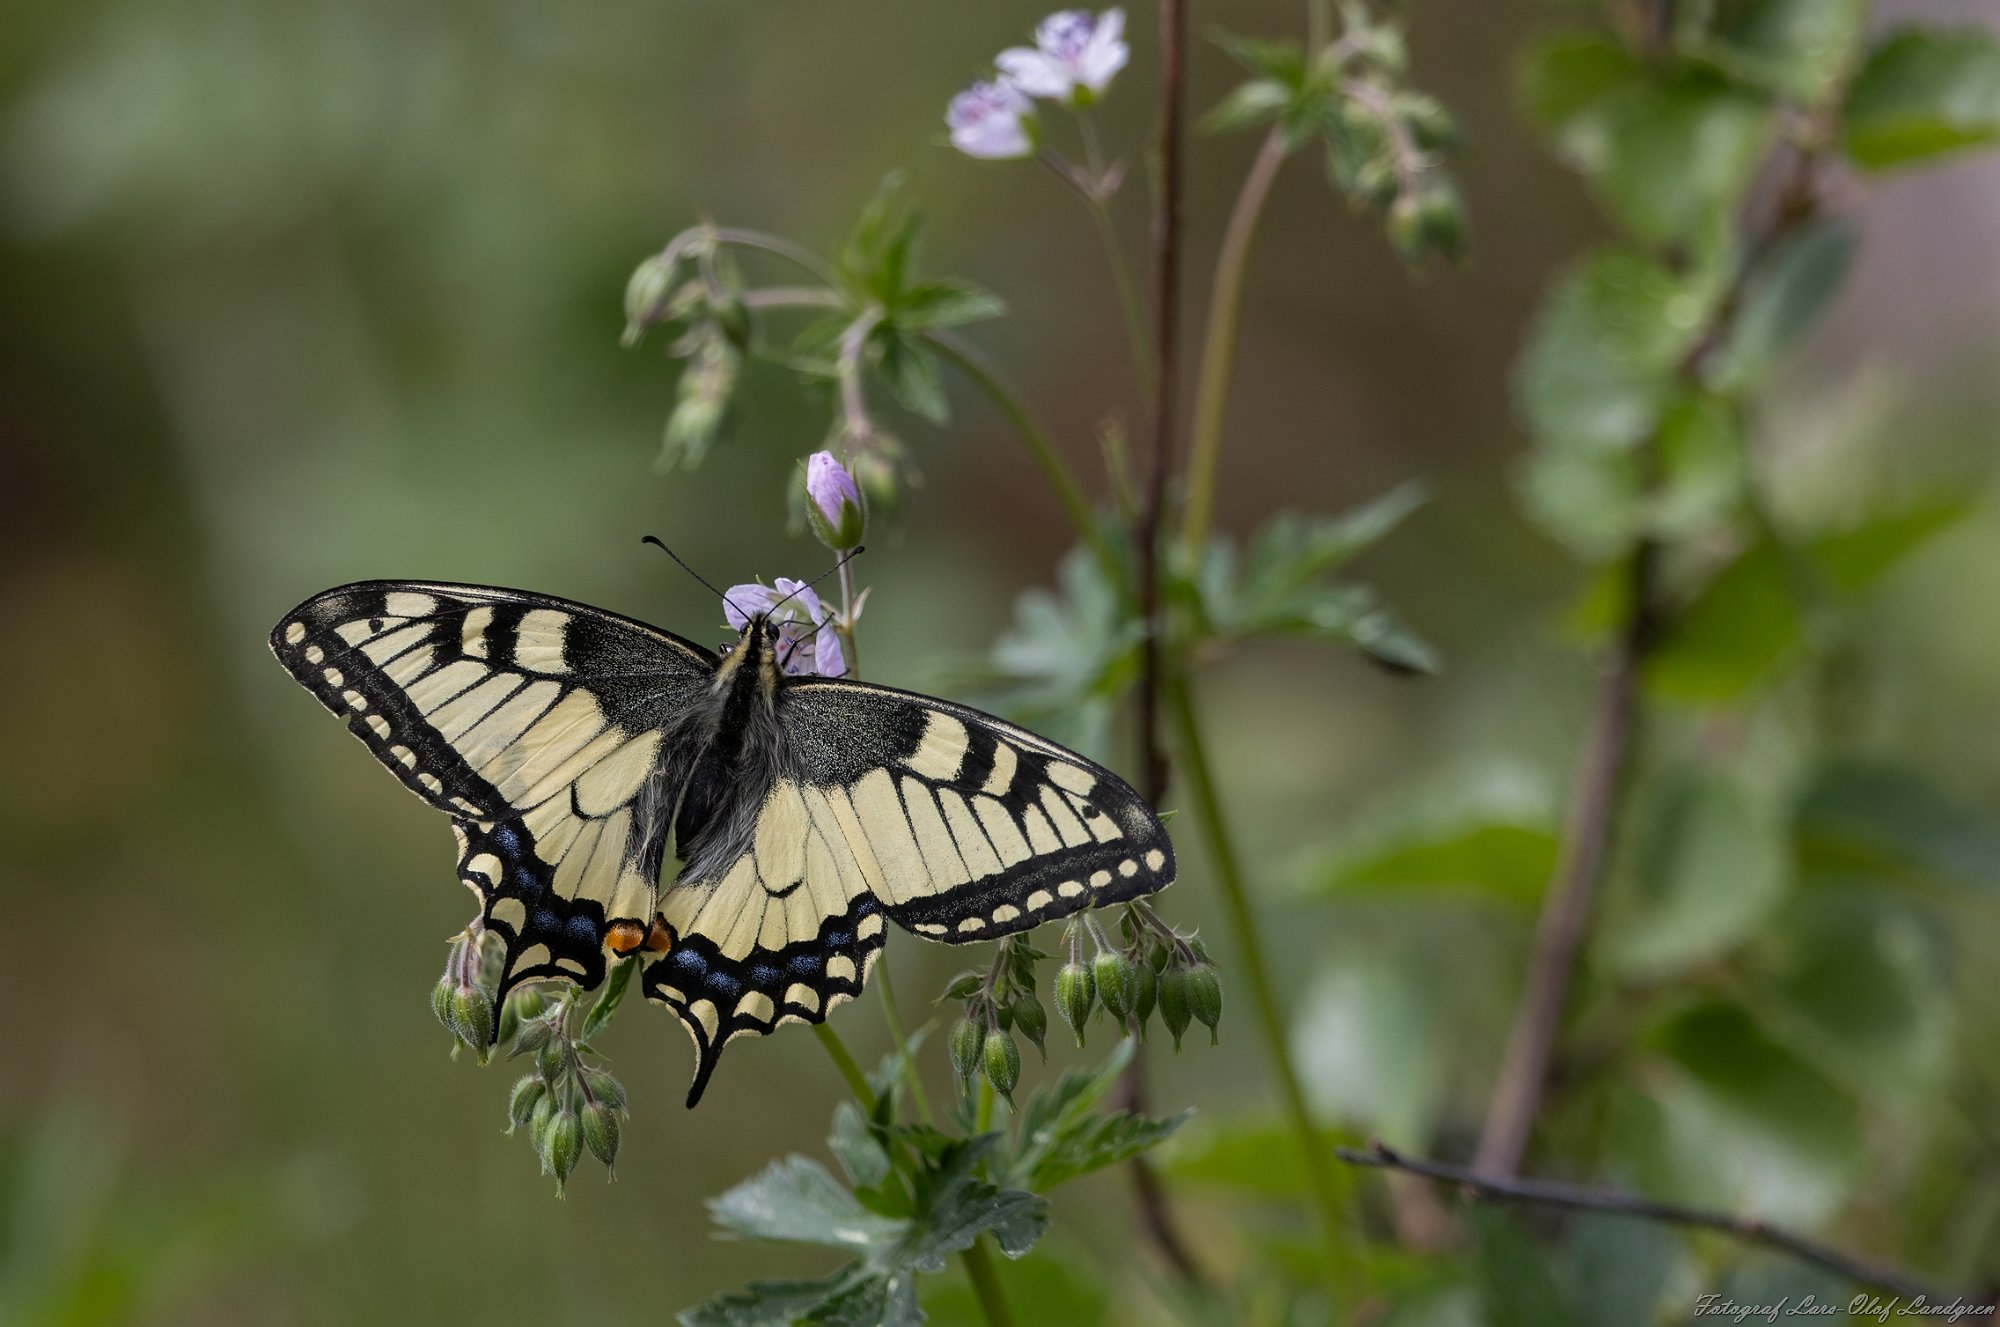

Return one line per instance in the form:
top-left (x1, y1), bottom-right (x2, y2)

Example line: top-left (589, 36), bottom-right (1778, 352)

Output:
top-left (724, 578), bottom-right (848, 678)
top-left (946, 79), bottom-right (1036, 160)
top-left (804, 450), bottom-right (866, 550)
top-left (997, 9), bottom-right (1128, 106)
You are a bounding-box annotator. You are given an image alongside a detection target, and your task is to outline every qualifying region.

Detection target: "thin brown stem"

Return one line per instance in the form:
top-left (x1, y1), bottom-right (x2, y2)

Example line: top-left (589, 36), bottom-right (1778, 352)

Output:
top-left (1472, 538), bottom-right (1659, 1180)
top-left (1114, 0), bottom-right (1205, 1288)
top-left (1340, 1142), bottom-right (1953, 1303)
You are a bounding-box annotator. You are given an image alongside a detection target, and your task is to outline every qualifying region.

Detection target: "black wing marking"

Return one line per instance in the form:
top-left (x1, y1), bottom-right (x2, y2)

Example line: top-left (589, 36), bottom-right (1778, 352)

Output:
top-left (780, 678), bottom-right (1177, 940)
top-left (270, 581), bottom-right (716, 996)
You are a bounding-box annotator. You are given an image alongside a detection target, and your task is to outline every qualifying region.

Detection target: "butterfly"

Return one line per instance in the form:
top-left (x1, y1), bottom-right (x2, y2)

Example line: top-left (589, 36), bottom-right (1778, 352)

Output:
top-left (270, 578), bottom-right (1176, 1104)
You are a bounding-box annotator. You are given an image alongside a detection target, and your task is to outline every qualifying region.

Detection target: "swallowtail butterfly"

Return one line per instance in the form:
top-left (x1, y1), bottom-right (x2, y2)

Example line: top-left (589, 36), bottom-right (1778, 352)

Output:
top-left (270, 580), bottom-right (1175, 1103)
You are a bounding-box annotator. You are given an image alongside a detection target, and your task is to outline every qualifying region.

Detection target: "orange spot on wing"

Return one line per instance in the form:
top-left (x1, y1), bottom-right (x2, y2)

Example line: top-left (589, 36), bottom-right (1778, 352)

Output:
top-left (643, 918), bottom-right (676, 954)
top-left (606, 921), bottom-right (647, 956)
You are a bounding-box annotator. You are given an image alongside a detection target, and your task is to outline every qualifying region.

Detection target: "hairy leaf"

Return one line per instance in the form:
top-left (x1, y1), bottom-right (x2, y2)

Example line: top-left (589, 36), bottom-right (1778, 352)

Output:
top-left (707, 1156), bottom-right (903, 1252)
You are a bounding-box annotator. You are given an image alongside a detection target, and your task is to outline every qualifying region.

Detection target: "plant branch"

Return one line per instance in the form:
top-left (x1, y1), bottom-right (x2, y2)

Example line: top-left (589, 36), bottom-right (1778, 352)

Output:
top-left (873, 958), bottom-right (933, 1127)
top-left (812, 1022), bottom-right (877, 1113)
top-left (1473, 540), bottom-right (1658, 1180)
top-left (1178, 127), bottom-right (1290, 558)
top-left (1039, 150), bottom-right (1154, 396)
top-left (1167, 672), bottom-right (1359, 1289)
top-left (1339, 1142), bottom-right (1954, 1303)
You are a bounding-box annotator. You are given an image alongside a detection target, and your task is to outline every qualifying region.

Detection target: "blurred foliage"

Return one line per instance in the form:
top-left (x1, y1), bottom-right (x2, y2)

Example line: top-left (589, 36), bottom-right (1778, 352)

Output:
top-left (7, 0), bottom-right (2000, 1322)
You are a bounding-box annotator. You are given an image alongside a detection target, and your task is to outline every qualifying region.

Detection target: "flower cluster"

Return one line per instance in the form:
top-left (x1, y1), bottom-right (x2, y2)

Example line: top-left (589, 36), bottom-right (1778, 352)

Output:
top-left (724, 577), bottom-right (847, 678)
top-left (946, 9), bottom-right (1129, 160)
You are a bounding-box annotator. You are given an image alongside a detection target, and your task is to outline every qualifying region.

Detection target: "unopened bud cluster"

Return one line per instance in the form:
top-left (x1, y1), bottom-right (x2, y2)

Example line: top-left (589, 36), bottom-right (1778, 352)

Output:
top-left (621, 229), bottom-right (751, 470)
top-left (941, 936), bottom-right (1051, 1103)
top-left (503, 991), bottom-right (629, 1195)
top-left (939, 910), bottom-right (1223, 1101)
top-left (432, 926), bottom-right (505, 1063)
top-left (1052, 907), bottom-right (1221, 1050)
top-left (1335, 90), bottom-right (1464, 264)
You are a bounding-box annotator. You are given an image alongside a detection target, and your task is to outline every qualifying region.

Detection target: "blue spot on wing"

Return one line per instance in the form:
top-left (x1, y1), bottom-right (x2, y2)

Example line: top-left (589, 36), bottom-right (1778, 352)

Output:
top-left (565, 915), bottom-right (599, 946)
top-left (787, 952), bottom-right (824, 977)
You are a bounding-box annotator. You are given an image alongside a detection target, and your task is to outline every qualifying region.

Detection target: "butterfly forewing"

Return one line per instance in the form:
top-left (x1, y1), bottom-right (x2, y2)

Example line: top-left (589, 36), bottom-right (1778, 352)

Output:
top-left (270, 581), bottom-right (716, 993)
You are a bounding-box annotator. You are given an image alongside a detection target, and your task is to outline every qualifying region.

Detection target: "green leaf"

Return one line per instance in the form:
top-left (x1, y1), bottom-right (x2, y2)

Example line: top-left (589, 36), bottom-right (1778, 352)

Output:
top-left (1602, 771), bottom-right (1789, 978)
top-left (1648, 1000), bottom-right (1863, 1220)
top-left (1213, 31), bottom-right (1308, 86)
top-left (895, 279), bottom-right (1003, 330)
top-left (1472, 1209), bottom-right (1577, 1327)
top-left (1648, 389), bottom-right (1746, 538)
top-left (1562, 1214), bottom-right (1679, 1327)
top-left (1707, 220), bottom-right (1856, 392)
top-left (679, 1265), bottom-right (895, 1327)
top-left (1519, 34), bottom-right (1645, 144)
top-left (827, 1101), bottom-right (893, 1193)
top-left (876, 333), bottom-right (949, 424)
top-left (1766, 892), bottom-right (1952, 1100)
top-left (1001, 1041), bottom-right (1187, 1191)
top-left (1201, 79), bottom-right (1292, 136)
top-left (1794, 761), bottom-right (2000, 892)
top-left (1644, 497), bottom-right (1973, 699)
top-left (839, 174), bottom-right (923, 306)
top-left (1844, 26), bottom-right (2000, 170)
top-left (1303, 772), bottom-right (1558, 903)
top-left (578, 956), bottom-right (636, 1043)
top-left (1518, 247), bottom-right (1721, 455)
top-left (895, 1137), bottom-right (1048, 1268)
top-left (1593, 78), bottom-right (1774, 250)
top-left (1690, 0), bottom-right (1871, 104)
top-left (707, 1156), bottom-right (904, 1252)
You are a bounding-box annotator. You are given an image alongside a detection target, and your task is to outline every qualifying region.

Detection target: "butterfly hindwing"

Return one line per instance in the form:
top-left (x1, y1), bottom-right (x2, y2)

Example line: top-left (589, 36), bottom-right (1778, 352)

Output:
top-left (641, 677), bottom-right (1175, 1103)
top-left (271, 581), bottom-right (716, 995)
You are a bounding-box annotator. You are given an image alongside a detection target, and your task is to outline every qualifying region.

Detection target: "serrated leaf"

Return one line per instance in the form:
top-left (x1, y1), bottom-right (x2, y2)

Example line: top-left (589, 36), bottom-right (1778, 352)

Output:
top-left (895, 1136), bottom-right (1048, 1268)
top-left (679, 1265), bottom-right (880, 1327)
top-left (896, 279), bottom-right (1003, 330)
top-left (1844, 26), bottom-right (2000, 170)
top-left (828, 1101), bottom-right (892, 1192)
top-left (1707, 220), bottom-right (1855, 392)
top-left (1001, 1041), bottom-right (1187, 1191)
top-left (876, 333), bottom-right (949, 424)
top-left (707, 1157), bottom-right (904, 1252)
top-left (1602, 771), bottom-right (1789, 978)
top-left (579, 956), bottom-right (636, 1043)
top-left (839, 175), bottom-right (923, 306)
top-left (1213, 31), bottom-right (1308, 86)
top-left (1690, 0), bottom-right (1870, 105)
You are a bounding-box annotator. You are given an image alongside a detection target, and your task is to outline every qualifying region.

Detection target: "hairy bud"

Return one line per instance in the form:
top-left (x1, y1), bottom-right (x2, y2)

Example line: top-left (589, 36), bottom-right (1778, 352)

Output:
top-left (507, 1075), bottom-right (547, 1135)
top-left (546, 1109), bottom-right (582, 1193)
top-left (1054, 960), bottom-right (1095, 1047)
top-left (1158, 965), bottom-right (1192, 1050)
top-left (949, 1016), bottom-right (984, 1084)
top-left (1189, 967), bottom-right (1224, 1044)
top-left (1094, 950), bottom-right (1136, 1025)
top-left (1012, 994), bottom-right (1048, 1058)
top-left (982, 1026), bottom-right (1021, 1100)
top-left (582, 1101), bottom-right (621, 1171)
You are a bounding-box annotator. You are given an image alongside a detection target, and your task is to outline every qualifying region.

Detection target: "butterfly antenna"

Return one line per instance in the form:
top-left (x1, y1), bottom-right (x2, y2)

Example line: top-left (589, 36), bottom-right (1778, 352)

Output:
top-left (641, 536), bottom-right (748, 621)
top-left (767, 546), bottom-right (866, 620)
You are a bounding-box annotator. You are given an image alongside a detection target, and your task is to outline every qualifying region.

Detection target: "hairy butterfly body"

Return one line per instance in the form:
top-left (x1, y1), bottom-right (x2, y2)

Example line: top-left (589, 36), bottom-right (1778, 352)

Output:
top-left (271, 580), bottom-right (1175, 1104)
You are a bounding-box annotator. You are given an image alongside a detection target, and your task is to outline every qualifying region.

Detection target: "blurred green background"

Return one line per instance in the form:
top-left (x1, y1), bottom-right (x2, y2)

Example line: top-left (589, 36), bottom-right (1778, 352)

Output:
top-left (6, 0), bottom-right (2000, 1322)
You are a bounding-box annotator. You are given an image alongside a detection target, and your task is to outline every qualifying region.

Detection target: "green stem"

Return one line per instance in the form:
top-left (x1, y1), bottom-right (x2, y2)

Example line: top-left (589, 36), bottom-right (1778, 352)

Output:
top-left (1178, 128), bottom-right (1291, 557)
top-left (1042, 151), bottom-right (1154, 395)
top-left (710, 227), bottom-right (838, 285)
top-left (1308, 0), bottom-right (1332, 51)
top-left (975, 1076), bottom-right (996, 1135)
top-left (874, 959), bottom-right (934, 1126)
top-left (1165, 671), bottom-right (1359, 1293)
top-left (921, 331), bottom-right (1117, 578)
top-left (812, 1022), bottom-right (877, 1113)
top-left (960, 1239), bottom-right (1016, 1327)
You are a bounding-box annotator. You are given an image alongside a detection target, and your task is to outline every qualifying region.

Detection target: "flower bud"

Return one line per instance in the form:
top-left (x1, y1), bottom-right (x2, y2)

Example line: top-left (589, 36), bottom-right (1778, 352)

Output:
top-left (512, 1015), bottom-right (554, 1057)
top-left (939, 971), bottom-right (984, 1002)
top-left (450, 985), bottom-right (495, 1054)
top-left (430, 977), bottom-right (455, 1035)
top-left (622, 252), bottom-right (681, 347)
top-left (803, 451), bottom-right (867, 551)
top-left (1189, 967), bottom-right (1224, 1044)
top-left (582, 1069), bottom-right (627, 1113)
top-left (507, 1075), bottom-right (546, 1134)
top-left (949, 1016), bottom-right (984, 1084)
top-left (582, 1101), bottom-right (621, 1171)
top-left (1094, 950), bottom-right (1137, 1024)
top-left (1012, 994), bottom-right (1048, 1059)
top-left (537, 1038), bottom-right (569, 1085)
top-left (1055, 961), bottom-right (1095, 1046)
top-left (529, 1092), bottom-right (559, 1171)
top-left (1158, 966), bottom-right (1193, 1050)
top-left (546, 1109), bottom-right (582, 1192)
top-left (1388, 180), bottom-right (1465, 265)
top-left (982, 1027), bottom-right (1021, 1101)
top-left (1131, 961), bottom-right (1158, 1034)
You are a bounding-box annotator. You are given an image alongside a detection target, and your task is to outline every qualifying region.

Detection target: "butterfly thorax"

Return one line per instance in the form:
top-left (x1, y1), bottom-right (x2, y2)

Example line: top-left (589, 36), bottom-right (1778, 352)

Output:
top-left (672, 618), bottom-right (786, 877)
